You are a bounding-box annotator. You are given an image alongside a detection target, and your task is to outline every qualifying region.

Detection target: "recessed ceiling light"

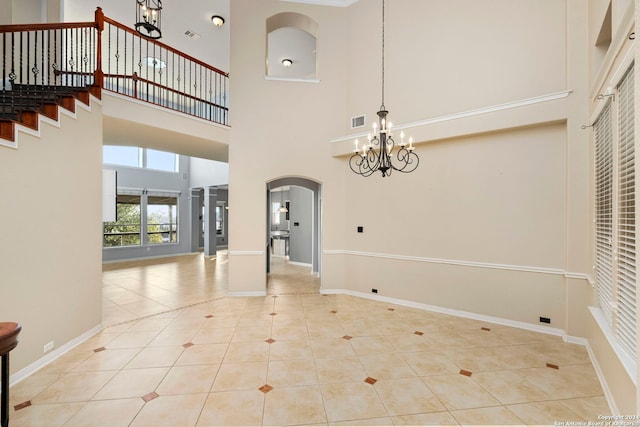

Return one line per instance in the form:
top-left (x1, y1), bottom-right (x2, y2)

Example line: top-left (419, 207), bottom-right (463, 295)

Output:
top-left (211, 15), bottom-right (225, 27)
top-left (282, 59), bottom-right (293, 67)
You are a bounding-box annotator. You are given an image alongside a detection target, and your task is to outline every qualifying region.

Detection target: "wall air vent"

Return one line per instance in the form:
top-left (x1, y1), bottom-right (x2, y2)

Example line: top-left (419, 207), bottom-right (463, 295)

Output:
top-left (351, 115), bottom-right (366, 129)
top-left (184, 30), bottom-right (201, 40)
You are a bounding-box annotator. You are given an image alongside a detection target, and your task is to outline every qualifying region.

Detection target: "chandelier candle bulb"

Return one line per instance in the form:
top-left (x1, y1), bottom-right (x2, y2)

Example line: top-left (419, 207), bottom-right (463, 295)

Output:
top-left (354, 139), bottom-right (359, 152)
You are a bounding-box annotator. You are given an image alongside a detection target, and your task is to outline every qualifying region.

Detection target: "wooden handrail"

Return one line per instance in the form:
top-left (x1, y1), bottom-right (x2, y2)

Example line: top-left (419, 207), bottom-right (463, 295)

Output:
top-left (102, 15), bottom-right (229, 77)
top-left (0, 21), bottom-right (97, 33)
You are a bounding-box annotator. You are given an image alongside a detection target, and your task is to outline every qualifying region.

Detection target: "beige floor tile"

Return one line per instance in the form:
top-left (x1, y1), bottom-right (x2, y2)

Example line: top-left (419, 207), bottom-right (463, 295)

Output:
top-left (315, 357), bottom-right (367, 384)
top-left (268, 338), bottom-right (313, 360)
top-left (400, 350), bottom-right (460, 376)
top-left (267, 358), bottom-right (318, 387)
top-left (421, 374), bottom-right (501, 410)
top-left (63, 398), bottom-right (145, 427)
top-left (271, 323), bottom-right (310, 341)
top-left (451, 405), bottom-right (526, 425)
top-left (332, 416), bottom-right (395, 426)
top-left (126, 317), bottom-right (173, 332)
top-left (442, 347), bottom-right (509, 371)
top-left (320, 382), bottom-right (387, 422)
top-left (147, 328), bottom-right (197, 347)
top-left (359, 353), bottom-right (416, 380)
top-left (130, 393), bottom-right (208, 427)
top-left (231, 325), bottom-right (272, 342)
top-left (339, 320), bottom-right (380, 337)
top-left (125, 345), bottom-right (185, 368)
top-left (559, 396), bottom-right (611, 421)
top-left (156, 364), bottom-right (220, 395)
top-left (71, 348), bottom-right (141, 372)
top-left (374, 377), bottom-right (446, 416)
top-left (223, 341), bottom-right (270, 363)
top-left (393, 411), bottom-right (461, 426)
top-left (175, 343), bottom-right (228, 365)
top-left (310, 337), bottom-right (357, 359)
top-left (263, 385), bottom-right (327, 426)
top-left (9, 372), bottom-right (64, 406)
top-left (211, 361), bottom-right (268, 391)
top-left (471, 369), bottom-right (553, 404)
top-left (92, 367), bottom-right (169, 400)
top-left (349, 336), bottom-right (395, 356)
top-left (10, 402), bottom-right (85, 427)
top-left (520, 364), bottom-right (604, 399)
top-left (191, 327), bottom-right (235, 344)
top-left (33, 371), bottom-right (118, 404)
top-left (197, 390), bottom-right (265, 426)
top-left (507, 401), bottom-right (584, 425)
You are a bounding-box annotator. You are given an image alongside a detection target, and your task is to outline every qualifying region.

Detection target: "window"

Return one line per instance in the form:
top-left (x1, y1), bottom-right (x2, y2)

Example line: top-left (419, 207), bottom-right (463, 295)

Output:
top-left (272, 202), bottom-right (282, 226)
top-left (216, 203), bottom-right (225, 235)
top-left (147, 149), bottom-right (178, 172)
top-left (103, 146), bottom-right (141, 168)
top-left (103, 194), bottom-right (142, 247)
top-left (593, 62), bottom-right (636, 364)
top-left (147, 195), bottom-right (178, 244)
top-left (103, 146), bottom-right (178, 172)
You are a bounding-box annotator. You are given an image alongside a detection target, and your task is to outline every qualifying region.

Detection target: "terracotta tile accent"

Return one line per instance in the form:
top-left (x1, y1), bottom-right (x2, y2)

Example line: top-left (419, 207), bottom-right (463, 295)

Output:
top-left (14, 401), bottom-right (32, 411)
top-left (269, 312), bottom-right (277, 316)
top-left (265, 338), bottom-right (276, 344)
top-left (387, 308), bottom-right (395, 311)
top-left (546, 363), bottom-right (560, 370)
top-left (481, 327), bottom-right (491, 331)
top-left (364, 377), bottom-right (377, 385)
top-left (142, 392), bottom-right (159, 402)
top-left (459, 369), bottom-right (473, 377)
top-left (414, 331), bottom-right (424, 336)
top-left (205, 315), bottom-right (214, 318)
top-left (259, 384), bottom-right (273, 393)
top-left (342, 335), bottom-right (352, 340)
top-left (94, 346), bottom-right (106, 353)
top-left (182, 342), bottom-right (194, 348)
top-left (331, 310), bottom-right (337, 314)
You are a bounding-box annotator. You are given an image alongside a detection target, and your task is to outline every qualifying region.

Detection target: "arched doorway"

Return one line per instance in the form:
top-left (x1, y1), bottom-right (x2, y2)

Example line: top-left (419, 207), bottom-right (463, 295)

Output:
top-left (266, 177), bottom-right (321, 293)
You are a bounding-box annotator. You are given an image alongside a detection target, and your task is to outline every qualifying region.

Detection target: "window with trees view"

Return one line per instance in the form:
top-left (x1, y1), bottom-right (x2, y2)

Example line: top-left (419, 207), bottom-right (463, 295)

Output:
top-left (103, 195), bottom-right (142, 247)
top-left (147, 195), bottom-right (178, 244)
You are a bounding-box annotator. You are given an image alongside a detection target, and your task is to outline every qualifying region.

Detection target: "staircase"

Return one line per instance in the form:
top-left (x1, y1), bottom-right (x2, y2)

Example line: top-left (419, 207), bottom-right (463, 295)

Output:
top-left (0, 83), bottom-right (99, 143)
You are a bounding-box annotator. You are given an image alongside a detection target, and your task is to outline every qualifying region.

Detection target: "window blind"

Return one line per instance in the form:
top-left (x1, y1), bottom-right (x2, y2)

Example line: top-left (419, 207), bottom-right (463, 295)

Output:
top-left (615, 64), bottom-right (636, 361)
top-left (594, 99), bottom-right (614, 324)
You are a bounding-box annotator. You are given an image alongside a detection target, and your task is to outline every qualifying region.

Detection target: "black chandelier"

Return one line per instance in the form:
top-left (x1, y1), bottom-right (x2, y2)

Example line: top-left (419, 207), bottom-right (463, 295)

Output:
top-left (349, 0), bottom-right (419, 177)
top-left (135, 0), bottom-right (163, 40)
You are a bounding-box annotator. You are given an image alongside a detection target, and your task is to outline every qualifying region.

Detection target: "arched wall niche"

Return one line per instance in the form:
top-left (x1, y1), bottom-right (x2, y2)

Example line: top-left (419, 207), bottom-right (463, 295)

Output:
top-left (266, 12), bottom-right (319, 80)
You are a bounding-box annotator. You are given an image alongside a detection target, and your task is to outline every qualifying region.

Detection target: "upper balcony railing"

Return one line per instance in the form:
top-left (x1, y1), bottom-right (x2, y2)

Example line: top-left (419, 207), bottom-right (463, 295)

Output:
top-left (0, 8), bottom-right (229, 126)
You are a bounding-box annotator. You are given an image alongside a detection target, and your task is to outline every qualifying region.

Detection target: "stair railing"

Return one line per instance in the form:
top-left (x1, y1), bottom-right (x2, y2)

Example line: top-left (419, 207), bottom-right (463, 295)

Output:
top-left (0, 8), bottom-right (229, 126)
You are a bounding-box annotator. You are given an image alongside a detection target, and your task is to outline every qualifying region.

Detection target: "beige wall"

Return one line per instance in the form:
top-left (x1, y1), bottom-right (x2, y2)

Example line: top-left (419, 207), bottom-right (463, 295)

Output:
top-left (227, 0), bottom-right (594, 338)
top-left (228, 0), bottom-right (349, 293)
top-left (0, 100), bottom-right (103, 373)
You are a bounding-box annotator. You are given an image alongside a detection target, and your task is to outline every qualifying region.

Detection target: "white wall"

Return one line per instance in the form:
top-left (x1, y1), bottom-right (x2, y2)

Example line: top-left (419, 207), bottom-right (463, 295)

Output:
top-left (0, 100), bottom-right (103, 374)
top-left (189, 157), bottom-right (229, 188)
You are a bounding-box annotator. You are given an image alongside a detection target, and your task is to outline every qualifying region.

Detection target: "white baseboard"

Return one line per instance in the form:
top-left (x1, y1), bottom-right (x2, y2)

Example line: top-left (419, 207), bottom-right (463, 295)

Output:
top-left (321, 288), bottom-right (566, 337)
top-left (9, 323), bottom-right (103, 387)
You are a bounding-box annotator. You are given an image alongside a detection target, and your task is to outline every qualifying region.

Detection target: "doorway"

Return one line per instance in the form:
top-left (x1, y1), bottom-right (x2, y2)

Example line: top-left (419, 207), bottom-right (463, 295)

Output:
top-left (266, 178), bottom-right (321, 294)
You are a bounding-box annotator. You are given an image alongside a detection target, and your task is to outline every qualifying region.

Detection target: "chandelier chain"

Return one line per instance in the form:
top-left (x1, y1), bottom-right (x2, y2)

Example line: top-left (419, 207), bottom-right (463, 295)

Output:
top-left (381, 0), bottom-right (385, 109)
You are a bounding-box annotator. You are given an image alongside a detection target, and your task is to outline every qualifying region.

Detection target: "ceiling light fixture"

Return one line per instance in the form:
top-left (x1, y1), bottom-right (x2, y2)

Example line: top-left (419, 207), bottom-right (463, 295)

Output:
top-left (211, 15), bottom-right (225, 28)
top-left (281, 59), bottom-right (293, 67)
top-left (135, 0), bottom-right (162, 39)
top-left (349, 0), bottom-right (419, 177)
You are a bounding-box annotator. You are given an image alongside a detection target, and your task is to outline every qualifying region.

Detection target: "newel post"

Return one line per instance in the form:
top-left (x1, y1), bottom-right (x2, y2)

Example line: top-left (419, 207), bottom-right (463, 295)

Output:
top-left (92, 7), bottom-right (104, 98)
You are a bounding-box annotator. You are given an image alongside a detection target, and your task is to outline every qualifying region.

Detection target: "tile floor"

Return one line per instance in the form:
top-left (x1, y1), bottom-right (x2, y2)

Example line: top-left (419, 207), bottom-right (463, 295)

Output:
top-left (9, 252), bottom-right (611, 426)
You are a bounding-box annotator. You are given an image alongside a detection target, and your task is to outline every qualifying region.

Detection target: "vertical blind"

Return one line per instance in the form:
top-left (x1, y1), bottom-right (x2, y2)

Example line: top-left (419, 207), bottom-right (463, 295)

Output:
top-left (594, 62), bottom-right (636, 364)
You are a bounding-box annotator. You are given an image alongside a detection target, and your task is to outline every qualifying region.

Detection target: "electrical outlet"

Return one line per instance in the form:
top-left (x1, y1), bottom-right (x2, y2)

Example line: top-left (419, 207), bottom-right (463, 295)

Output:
top-left (371, 288), bottom-right (378, 294)
top-left (357, 226), bottom-right (364, 233)
top-left (539, 316), bottom-right (551, 324)
top-left (43, 341), bottom-right (54, 353)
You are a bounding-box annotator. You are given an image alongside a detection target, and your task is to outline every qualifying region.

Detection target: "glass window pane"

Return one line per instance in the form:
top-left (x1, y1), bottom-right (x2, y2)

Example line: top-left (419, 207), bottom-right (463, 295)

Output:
top-left (103, 146), bottom-right (141, 168)
top-left (146, 149), bottom-right (178, 172)
top-left (147, 196), bottom-right (178, 244)
top-left (103, 195), bottom-right (141, 247)
top-left (216, 205), bottom-right (224, 235)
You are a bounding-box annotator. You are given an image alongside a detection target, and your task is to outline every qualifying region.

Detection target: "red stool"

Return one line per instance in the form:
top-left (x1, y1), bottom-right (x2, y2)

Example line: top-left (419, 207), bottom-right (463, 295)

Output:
top-left (0, 323), bottom-right (21, 427)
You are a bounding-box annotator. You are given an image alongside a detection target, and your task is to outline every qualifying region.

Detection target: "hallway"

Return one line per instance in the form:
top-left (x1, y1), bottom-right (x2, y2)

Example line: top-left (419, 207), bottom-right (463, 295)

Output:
top-left (8, 254), bottom-right (610, 426)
